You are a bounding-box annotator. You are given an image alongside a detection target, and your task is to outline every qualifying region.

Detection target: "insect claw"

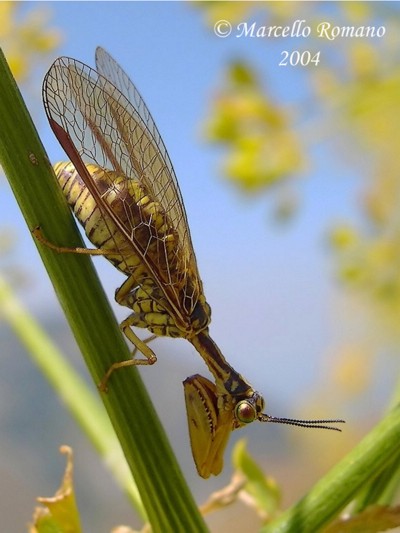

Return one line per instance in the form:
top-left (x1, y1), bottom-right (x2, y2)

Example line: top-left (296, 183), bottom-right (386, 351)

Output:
top-left (98, 380), bottom-right (109, 394)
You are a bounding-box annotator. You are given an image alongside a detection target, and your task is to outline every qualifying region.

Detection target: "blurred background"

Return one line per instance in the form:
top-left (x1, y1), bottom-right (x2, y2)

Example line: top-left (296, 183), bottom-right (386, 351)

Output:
top-left (1, 2), bottom-right (400, 531)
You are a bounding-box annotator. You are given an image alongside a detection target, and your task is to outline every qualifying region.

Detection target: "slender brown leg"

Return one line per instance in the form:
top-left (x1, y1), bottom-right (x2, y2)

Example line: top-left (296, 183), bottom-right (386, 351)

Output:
top-left (33, 226), bottom-right (115, 256)
top-left (98, 317), bottom-right (157, 391)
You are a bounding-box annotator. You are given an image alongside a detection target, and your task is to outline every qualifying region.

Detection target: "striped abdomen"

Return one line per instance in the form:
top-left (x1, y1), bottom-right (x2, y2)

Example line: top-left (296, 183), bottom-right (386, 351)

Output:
top-left (54, 162), bottom-right (178, 281)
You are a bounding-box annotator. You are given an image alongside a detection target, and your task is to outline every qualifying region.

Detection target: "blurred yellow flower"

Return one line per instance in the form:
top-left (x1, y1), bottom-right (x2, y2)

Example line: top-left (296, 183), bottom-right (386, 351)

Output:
top-left (205, 62), bottom-right (303, 192)
top-left (0, 2), bottom-right (61, 83)
top-left (330, 225), bottom-right (359, 250)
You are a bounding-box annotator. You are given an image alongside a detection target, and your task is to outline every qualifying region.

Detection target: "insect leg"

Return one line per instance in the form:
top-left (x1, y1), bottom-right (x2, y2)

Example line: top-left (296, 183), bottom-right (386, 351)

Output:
top-left (131, 334), bottom-right (157, 357)
top-left (33, 226), bottom-right (114, 256)
top-left (98, 316), bottom-right (157, 391)
top-left (114, 274), bottom-right (139, 306)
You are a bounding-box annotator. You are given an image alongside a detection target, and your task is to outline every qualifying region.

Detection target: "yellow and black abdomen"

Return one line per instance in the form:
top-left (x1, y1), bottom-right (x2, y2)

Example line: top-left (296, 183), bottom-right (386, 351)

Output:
top-left (54, 162), bottom-right (211, 336)
top-left (54, 162), bottom-right (139, 275)
top-left (54, 162), bottom-right (178, 279)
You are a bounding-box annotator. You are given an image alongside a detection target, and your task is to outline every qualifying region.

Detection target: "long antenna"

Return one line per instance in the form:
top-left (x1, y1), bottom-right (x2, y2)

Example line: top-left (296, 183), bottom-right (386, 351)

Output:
top-left (259, 414), bottom-right (345, 432)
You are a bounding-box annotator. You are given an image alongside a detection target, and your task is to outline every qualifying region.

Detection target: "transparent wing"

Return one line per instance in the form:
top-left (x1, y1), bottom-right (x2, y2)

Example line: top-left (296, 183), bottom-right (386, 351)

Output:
top-left (95, 47), bottom-right (194, 259)
top-left (42, 54), bottom-right (203, 318)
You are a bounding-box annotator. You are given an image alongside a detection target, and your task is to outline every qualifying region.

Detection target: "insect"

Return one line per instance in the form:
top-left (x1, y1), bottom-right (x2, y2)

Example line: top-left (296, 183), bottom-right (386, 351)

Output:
top-left (40, 48), bottom-right (344, 478)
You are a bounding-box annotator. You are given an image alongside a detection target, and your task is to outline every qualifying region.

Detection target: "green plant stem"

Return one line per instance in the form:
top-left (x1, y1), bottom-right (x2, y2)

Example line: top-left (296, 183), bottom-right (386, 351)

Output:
top-left (0, 274), bottom-right (146, 521)
top-left (351, 374), bottom-right (400, 511)
top-left (0, 48), bottom-right (207, 533)
top-left (261, 405), bottom-right (400, 533)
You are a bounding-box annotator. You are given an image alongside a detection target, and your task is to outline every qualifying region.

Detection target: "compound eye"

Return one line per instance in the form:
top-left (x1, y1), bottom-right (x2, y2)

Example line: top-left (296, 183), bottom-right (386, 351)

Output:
top-left (235, 400), bottom-right (257, 424)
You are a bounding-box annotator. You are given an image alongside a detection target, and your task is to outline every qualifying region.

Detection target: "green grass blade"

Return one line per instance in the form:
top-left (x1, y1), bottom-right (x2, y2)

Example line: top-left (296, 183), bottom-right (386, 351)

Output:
top-left (0, 47), bottom-right (207, 533)
top-left (0, 273), bottom-right (146, 520)
top-left (261, 405), bottom-right (400, 533)
top-left (352, 377), bottom-right (400, 511)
